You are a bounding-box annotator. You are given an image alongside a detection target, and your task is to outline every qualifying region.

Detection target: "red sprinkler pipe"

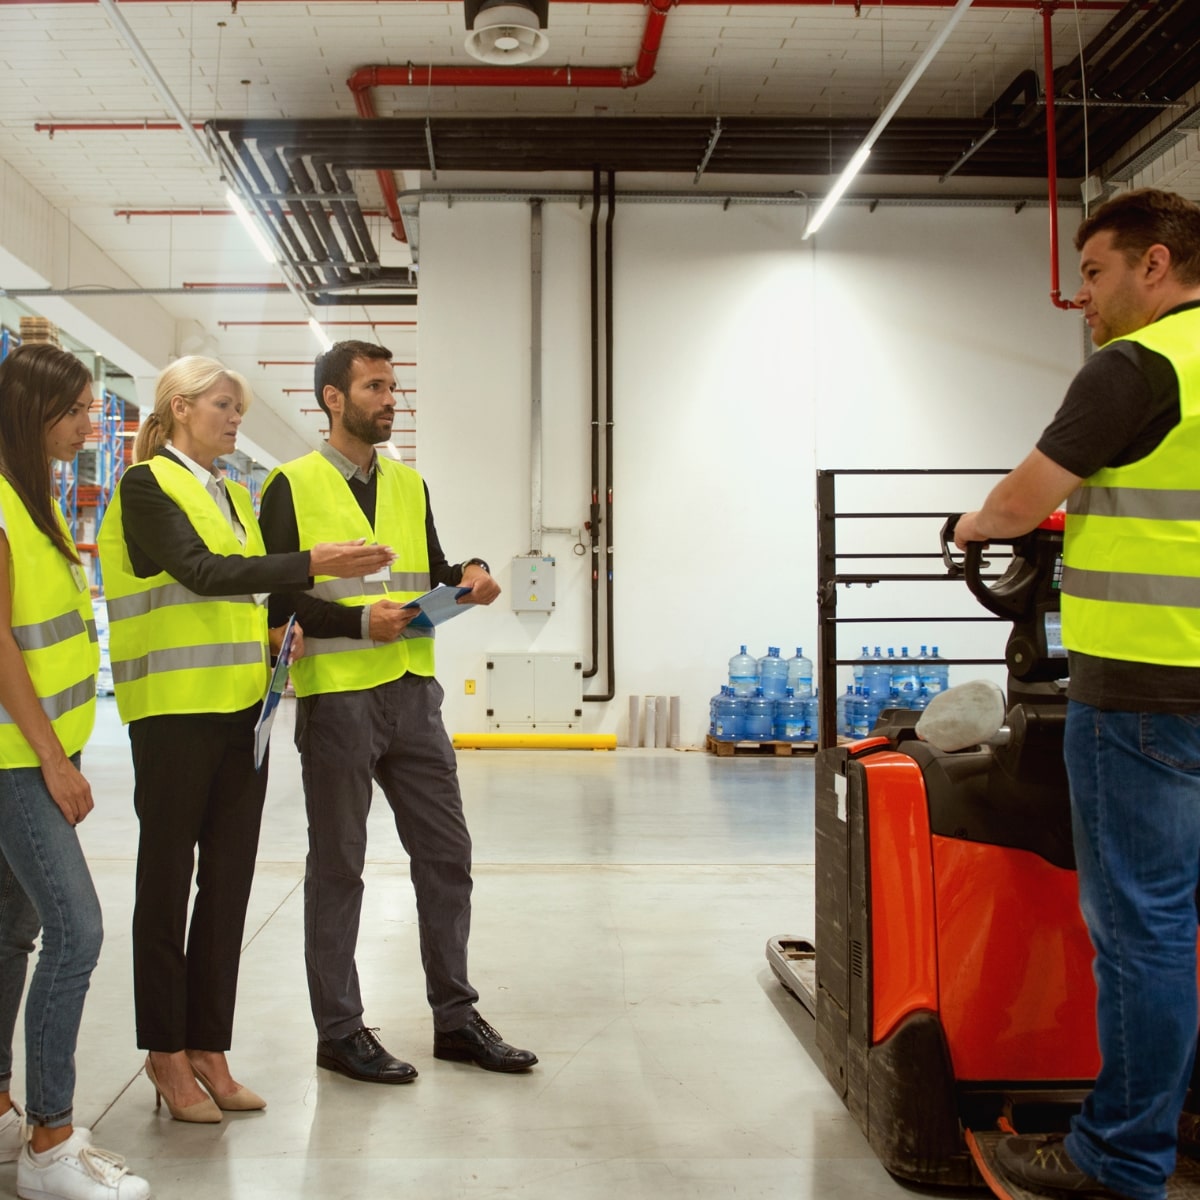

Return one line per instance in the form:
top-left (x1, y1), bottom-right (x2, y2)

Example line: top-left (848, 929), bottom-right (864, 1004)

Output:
top-left (1041, 2), bottom-right (1080, 311)
top-left (4, 1), bottom-right (1136, 9)
top-left (348, 0), bottom-right (674, 243)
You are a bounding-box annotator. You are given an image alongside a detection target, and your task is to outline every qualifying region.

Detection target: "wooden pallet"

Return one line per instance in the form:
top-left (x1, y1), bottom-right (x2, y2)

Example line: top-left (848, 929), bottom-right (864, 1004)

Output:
top-left (705, 735), bottom-right (816, 757)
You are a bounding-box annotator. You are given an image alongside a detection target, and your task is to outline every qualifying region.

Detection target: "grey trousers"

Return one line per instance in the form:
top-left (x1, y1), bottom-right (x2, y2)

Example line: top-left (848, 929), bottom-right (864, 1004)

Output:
top-left (295, 674), bottom-right (479, 1040)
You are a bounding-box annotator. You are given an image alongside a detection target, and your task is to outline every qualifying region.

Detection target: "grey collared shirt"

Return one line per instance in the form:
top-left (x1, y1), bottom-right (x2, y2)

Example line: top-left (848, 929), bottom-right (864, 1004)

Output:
top-left (319, 440), bottom-right (376, 485)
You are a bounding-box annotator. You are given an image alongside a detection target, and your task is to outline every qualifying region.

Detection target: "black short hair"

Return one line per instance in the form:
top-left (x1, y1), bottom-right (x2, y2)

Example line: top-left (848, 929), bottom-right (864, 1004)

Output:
top-left (1075, 188), bottom-right (1200, 285)
top-left (313, 340), bottom-right (393, 418)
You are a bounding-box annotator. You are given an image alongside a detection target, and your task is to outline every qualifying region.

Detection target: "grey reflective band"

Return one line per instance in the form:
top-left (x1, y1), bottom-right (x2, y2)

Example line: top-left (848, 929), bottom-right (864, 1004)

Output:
top-left (107, 584), bottom-right (256, 622)
top-left (1068, 486), bottom-right (1200, 521)
top-left (11, 610), bottom-right (91, 652)
top-left (303, 625), bottom-right (434, 659)
top-left (110, 640), bottom-right (265, 684)
top-left (1062, 565), bottom-right (1200, 608)
top-left (308, 571), bottom-right (430, 604)
top-left (0, 675), bottom-right (96, 725)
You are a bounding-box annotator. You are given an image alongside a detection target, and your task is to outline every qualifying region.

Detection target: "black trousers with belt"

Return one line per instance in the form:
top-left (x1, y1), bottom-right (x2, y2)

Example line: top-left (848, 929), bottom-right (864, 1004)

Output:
top-left (129, 707), bottom-right (267, 1052)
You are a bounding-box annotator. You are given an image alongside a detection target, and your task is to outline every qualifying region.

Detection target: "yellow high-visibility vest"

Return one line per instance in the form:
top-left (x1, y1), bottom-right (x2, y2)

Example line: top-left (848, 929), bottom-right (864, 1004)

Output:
top-left (0, 476), bottom-right (98, 765)
top-left (261, 451), bottom-right (433, 697)
top-left (1062, 306), bottom-right (1200, 666)
top-left (97, 456), bottom-right (269, 722)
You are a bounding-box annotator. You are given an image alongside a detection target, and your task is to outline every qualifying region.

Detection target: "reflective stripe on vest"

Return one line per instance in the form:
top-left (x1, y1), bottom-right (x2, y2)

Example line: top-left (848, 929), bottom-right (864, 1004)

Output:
top-left (0, 677), bottom-right (96, 726)
top-left (97, 456), bottom-right (269, 722)
top-left (262, 452), bottom-right (433, 697)
top-left (1061, 306), bottom-right (1200, 667)
top-left (0, 476), bottom-right (98, 765)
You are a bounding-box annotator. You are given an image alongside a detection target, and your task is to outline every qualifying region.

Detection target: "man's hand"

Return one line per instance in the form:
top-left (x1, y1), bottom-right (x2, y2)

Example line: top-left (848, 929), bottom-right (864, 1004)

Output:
top-left (269, 621), bottom-right (306, 663)
top-left (368, 599), bottom-right (421, 642)
top-left (41, 756), bottom-right (94, 826)
top-left (954, 511), bottom-right (988, 551)
top-left (310, 540), bottom-right (395, 579)
top-left (458, 564), bottom-right (501, 606)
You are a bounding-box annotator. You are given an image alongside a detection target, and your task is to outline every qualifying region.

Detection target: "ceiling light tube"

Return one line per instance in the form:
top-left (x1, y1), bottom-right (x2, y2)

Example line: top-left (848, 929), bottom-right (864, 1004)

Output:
top-left (308, 317), bottom-right (334, 351)
top-left (803, 146), bottom-right (871, 240)
top-left (225, 189), bottom-right (277, 264)
top-left (802, 0), bottom-right (976, 240)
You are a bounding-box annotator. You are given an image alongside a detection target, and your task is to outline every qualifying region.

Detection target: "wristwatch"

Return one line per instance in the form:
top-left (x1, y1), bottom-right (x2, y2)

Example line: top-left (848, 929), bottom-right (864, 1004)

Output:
top-left (462, 557), bottom-right (490, 575)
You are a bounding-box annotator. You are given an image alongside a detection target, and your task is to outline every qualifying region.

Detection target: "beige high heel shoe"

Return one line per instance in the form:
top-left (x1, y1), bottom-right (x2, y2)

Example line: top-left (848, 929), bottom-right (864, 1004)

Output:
top-left (191, 1064), bottom-right (266, 1113)
top-left (144, 1056), bottom-right (221, 1123)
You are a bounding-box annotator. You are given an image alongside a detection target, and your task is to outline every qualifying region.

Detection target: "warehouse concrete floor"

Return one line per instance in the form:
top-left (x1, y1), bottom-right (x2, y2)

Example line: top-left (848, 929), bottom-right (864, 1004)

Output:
top-left (2, 698), bottom-right (976, 1200)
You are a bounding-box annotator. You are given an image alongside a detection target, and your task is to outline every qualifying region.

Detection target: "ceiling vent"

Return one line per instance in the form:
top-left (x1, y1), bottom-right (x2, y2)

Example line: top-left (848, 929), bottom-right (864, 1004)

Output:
top-left (463, 0), bottom-right (549, 65)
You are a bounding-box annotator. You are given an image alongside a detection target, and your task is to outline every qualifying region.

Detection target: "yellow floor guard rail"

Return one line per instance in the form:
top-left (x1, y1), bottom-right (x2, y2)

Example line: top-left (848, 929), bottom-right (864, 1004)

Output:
top-left (452, 733), bottom-right (617, 751)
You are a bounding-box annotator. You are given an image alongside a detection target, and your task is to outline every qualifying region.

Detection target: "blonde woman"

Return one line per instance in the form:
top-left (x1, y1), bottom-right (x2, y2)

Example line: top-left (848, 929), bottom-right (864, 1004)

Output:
top-left (0, 344), bottom-right (150, 1200)
top-left (97, 357), bottom-right (392, 1122)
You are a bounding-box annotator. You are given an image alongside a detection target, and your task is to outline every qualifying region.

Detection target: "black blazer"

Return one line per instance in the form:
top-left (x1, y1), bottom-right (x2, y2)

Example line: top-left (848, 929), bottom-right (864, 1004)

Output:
top-left (115, 448), bottom-right (312, 599)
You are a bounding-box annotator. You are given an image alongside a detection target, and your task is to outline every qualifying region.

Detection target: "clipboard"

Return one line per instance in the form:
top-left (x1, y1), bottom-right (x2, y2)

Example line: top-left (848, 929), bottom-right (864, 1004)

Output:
top-left (253, 614), bottom-right (297, 770)
top-left (402, 584), bottom-right (473, 630)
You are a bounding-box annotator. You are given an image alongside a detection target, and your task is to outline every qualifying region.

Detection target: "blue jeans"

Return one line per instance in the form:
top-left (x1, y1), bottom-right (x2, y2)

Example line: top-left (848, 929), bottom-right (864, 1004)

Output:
top-left (1064, 702), bottom-right (1200, 1200)
top-left (0, 760), bottom-right (103, 1127)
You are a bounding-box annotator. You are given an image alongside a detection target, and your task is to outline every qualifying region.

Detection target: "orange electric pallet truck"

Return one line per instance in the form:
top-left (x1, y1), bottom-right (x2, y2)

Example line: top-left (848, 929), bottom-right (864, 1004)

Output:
top-left (767, 514), bottom-right (1200, 1197)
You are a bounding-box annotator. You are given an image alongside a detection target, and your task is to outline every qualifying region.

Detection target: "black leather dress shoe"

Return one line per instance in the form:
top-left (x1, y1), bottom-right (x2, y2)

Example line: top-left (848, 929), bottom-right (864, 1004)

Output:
top-left (316, 1027), bottom-right (418, 1084)
top-left (433, 1014), bottom-right (538, 1073)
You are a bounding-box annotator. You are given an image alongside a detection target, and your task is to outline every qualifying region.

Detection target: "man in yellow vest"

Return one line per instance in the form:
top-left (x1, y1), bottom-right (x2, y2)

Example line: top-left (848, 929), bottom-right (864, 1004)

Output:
top-left (955, 188), bottom-right (1200, 1200)
top-left (259, 340), bottom-right (537, 1083)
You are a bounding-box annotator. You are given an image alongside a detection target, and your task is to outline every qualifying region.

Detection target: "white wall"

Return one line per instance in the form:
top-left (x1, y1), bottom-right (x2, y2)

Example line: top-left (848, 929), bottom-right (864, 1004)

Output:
top-left (417, 197), bottom-right (1085, 743)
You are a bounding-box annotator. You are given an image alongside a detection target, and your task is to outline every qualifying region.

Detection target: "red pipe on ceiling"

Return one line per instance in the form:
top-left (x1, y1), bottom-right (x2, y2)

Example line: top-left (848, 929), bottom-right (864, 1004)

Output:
top-left (1040, 1), bottom-right (1079, 311)
top-left (1, 1), bottom-right (1135, 8)
top-left (349, 0), bottom-right (672, 241)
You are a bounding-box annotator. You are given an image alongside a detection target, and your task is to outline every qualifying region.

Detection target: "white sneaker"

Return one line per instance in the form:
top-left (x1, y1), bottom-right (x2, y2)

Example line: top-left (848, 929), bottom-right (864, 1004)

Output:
top-left (0, 1104), bottom-right (23, 1162)
top-left (17, 1128), bottom-right (151, 1200)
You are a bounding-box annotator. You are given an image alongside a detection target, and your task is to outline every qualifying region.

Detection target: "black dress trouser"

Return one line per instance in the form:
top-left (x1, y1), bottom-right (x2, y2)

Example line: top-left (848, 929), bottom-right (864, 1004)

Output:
top-left (129, 708), bottom-right (267, 1052)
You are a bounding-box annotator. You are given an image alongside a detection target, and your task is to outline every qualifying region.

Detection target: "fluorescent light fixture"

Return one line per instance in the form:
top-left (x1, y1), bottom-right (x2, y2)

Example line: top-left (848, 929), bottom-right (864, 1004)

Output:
top-left (801, 0), bottom-right (976, 240)
top-left (225, 188), bottom-right (277, 264)
top-left (308, 317), bottom-right (333, 351)
top-left (803, 146), bottom-right (871, 240)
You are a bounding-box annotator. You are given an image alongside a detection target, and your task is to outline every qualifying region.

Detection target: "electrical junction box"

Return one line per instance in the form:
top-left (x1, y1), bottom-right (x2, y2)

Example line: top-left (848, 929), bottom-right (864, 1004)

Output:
top-left (486, 653), bottom-right (583, 731)
top-left (511, 554), bottom-right (555, 613)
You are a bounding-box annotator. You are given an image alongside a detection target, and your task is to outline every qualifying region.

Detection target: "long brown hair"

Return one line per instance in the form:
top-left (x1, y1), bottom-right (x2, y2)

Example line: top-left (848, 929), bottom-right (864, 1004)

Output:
top-left (0, 343), bottom-right (91, 564)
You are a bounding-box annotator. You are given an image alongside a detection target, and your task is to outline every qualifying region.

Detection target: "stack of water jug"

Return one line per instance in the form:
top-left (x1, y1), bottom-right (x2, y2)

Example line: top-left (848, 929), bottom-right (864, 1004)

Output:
top-left (833, 646), bottom-right (950, 739)
top-left (710, 646), bottom-right (818, 743)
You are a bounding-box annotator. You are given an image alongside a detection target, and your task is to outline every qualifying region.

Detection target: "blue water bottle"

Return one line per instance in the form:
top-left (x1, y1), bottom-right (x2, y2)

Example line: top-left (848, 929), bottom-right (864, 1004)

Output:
top-left (758, 647), bottom-right (789, 700)
top-left (714, 687), bottom-right (741, 740)
top-left (743, 687), bottom-right (775, 741)
top-left (853, 646), bottom-right (871, 693)
top-left (851, 687), bottom-right (871, 739)
top-left (863, 647), bottom-right (891, 701)
top-left (893, 646), bottom-right (919, 705)
top-left (930, 645), bottom-right (950, 694)
top-left (836, 684), bottom-right (855, 737)
top-left (802, 693), bottom-right (820, 741)
top-left (786, 646), bottom-right (814, 699)
top-left (773, 687), bottom-right (806, 742)
top-left (728, 645), bottom-right (758, 696)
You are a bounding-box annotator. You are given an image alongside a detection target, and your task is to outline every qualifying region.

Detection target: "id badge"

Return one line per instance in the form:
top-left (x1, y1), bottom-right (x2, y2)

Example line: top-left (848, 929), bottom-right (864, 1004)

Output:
top-left (362, 564), bottom-right (391, 583)
top-left (70, 563), bottom-right (88, 592)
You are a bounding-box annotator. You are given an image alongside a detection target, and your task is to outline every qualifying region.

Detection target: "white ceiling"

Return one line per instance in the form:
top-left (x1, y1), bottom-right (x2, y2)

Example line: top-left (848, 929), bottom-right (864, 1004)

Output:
top-left (2, 0), bottom-right (1198, 466)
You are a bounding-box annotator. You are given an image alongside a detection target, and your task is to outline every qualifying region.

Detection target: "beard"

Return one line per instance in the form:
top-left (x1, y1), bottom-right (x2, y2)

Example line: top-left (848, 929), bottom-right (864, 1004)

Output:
top-left (342, 396), bottom-right (392, 445)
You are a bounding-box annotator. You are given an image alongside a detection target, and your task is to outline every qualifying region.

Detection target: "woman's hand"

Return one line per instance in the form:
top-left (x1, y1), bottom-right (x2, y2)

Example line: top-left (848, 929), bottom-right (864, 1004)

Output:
top-left (40, 756), bottom-right (94, 826)
top-left (309, 540), bottom-right (395, 579)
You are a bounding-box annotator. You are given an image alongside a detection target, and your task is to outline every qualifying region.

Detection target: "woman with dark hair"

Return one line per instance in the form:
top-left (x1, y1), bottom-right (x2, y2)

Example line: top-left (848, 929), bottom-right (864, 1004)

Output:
top-left (0, 343), bottom-right (150, 1200)
top-left (98, 356), bottom-right (393, 1123)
